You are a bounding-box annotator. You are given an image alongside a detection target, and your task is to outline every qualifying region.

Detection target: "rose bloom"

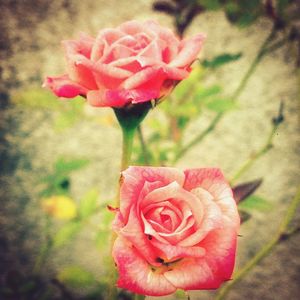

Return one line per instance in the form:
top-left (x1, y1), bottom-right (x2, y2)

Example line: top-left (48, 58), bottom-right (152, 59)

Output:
top-left (43, 20), bottom-right (205, 107)
top-left (113, 167), bottom-right (240, 296)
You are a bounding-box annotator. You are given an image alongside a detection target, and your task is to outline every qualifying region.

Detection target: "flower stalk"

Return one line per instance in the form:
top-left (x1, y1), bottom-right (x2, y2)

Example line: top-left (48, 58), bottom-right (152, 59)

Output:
top-left (135, 294), bottom-right (145, 300)
top-left (108, 103), bottom-right (152, 299)
top-left (121, 126), bottom-right (136, 172)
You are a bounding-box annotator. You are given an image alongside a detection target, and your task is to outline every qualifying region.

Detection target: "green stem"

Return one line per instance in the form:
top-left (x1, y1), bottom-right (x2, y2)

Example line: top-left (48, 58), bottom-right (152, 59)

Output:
top-left (215, 186), bottom-right (300, 300)
top-left (173, 112), bottom-right (222, 163)
top-left (230, 123), bottom-right (278, 185)
top-left (174, 27), bottom-right (277, 163)
top-left (137, 125), bottom-right (150, 165)
top-left (121, 126), bottom-right (136, 172)
top-left (134, 294), bottom-right (146, 300)
top-left (107, 126), bottom-right (135, 299)
top-left (108, 103), bottom-right (151, 299)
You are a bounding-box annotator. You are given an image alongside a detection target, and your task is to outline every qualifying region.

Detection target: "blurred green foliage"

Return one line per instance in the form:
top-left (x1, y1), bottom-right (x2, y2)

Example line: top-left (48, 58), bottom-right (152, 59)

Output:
top-left (52, 221), bottom-right (81, 248)
top-left (79, 188), bottom-right (99, 220)
top-left (57, 266), bottom-right (97, 288)
top-left (202, 53), bottom-right (242, 69)
top-left (12, 88), bottom-right (60, 109)
top-left (40, 157), bottom-right (89, 197)
top-left (12, 88), bottom-right (86, 131)
top-left (133, 60), bottom-right (240, 166)
top-left (238, 195), bottom-right (273, 212)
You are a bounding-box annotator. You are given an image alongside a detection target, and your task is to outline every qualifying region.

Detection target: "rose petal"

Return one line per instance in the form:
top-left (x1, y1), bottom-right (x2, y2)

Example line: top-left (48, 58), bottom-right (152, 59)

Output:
top-left (98, 28), bottom-right (126, 45)
top-left (120, 167), bottom-right (185, 222)
top-left (142, 213), bottom-right (169, 244)
top-left (87, 90), bottom-right (126, 107)
top-left (163, 65), bottom-right (189, 80)
top-left (144, 20), bottom-right (180, 63)
top-left (184, 168), bottom-right (239, 228)
top-left (91, 62), bottom-right (133, 89)
top-left (142, 182), bottom-right (203, 223)
top-left (142, 200), bottom-right (194, 243)
top-left (138, 39), bottom-right (164, 60)
top-left (144, 199), bottom-right (183, 219)
top-left (169, 34), bottom-right (205, 68)
top-left (62, 49), bottom-right (98, 89)
top-left (178, 189), bottom-right (223, 247)
top-left (122, 67), bottom-right (163, 90)
top-left (118, 206), bottom-right (160, 266)
top-left (62, 33), bottom-right (94, 59)
top-left (158, 216), bottom-right (195, 245)
top-left (164, 228), bottom-right (237, 290)
top-left (185, 168), bottom-right (233, 197)
top-left (164, 257), bottom-right (221, 290)
top-left (91, 38), bottom-right (108, 62)
top-left (113, 237), bottom-right (176, 296)
top-left (106, 88), bottom-right (158, 105)
top-left (91, 29), bottom-right (127, 62)
top-left (43, 75), bottom-right (87, 98)
top-left (201, 227), bottom-right (238, 280)
top-left (119, 20), bottom-right (145, 35)
top-left (150, 238), bottom-right (206, 261)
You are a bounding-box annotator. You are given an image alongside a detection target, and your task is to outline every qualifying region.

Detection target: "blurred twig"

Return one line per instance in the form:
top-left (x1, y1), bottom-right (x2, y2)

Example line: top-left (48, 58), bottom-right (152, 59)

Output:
top-left (215, 185), bottom-right (300, 300)
top-left (232, 26), bottom-right (277, 100)
top-left (174, 25), bottom-right (280, 163)
top-left (230, 101), bottom-right (284, 184)
top-left (173, 112), bottom-right (222, 162)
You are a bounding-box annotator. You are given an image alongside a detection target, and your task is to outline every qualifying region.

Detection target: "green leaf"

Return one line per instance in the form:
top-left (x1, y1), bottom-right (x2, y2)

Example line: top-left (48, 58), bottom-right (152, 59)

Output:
top-left (57, 266), bottom-right (96, 288)
top-left (52, 222), bottom-right (81, 248)
top-left (55, 157), bottom-right (89, 174)
top-left (238, 195), bottom-right (273, 212)
top-left (79, 188), bottom-right (99, 220)
top-left (206, 98), bottom-right (237, 112)
top-left (193, 85), bottom-right (222, 102)
top-left (199, 0), bottom-right (221, 10)
top-left (202, 53), bottom-right (242, 69)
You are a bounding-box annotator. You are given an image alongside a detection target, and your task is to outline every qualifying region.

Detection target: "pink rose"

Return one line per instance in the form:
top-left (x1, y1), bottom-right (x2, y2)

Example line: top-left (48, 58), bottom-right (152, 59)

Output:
top-left (112, 167), bottom-right (240, 296)
top-left (43, 20), bottom-right (205, 107)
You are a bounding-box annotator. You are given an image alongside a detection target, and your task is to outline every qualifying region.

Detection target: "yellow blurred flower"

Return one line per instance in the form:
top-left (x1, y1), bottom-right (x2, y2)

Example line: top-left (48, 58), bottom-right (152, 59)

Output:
top-left (42, 195), bottom-right (77, 220)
